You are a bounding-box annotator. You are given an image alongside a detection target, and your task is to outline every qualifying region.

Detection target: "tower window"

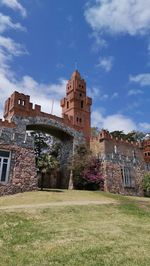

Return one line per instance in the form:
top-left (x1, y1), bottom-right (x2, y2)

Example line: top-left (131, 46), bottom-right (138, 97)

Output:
top-left (67, 101), bottom-right (69, 109)
top-left (18, 99), bottom-right (21, 105)
top-left (80, 93), bottom-right (82, 97)
top-left (76, 117), bottom-right (79, 122)
top-left (79, 118), bottom-right (82, 123)
top-left (22, 100), bottom-right (25, 106)
top-left (81, 100), bottom-right (83, 108)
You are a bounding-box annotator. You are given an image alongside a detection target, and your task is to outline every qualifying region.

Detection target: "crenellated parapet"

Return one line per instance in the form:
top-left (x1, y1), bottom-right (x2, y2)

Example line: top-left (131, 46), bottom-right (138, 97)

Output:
top-left (4, 91), bottom-right (87, 135)
top-left (91, 129), bottom-right (142, 148)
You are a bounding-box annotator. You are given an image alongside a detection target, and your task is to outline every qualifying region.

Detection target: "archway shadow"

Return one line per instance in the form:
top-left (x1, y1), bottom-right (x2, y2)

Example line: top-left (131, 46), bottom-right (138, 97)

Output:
top-left (38, 188), bottom-right (64, 193)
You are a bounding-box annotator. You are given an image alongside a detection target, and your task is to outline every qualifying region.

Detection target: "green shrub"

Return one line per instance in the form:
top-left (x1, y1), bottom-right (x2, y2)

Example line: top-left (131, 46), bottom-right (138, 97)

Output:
top-left (143, 173), bottom-right (150, 197)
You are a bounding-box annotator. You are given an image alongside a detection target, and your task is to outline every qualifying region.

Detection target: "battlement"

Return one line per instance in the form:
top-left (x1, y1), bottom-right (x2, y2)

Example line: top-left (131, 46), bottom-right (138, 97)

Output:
top-left (90, 130), bottom-right (142, 148)
top-left (4, 91), bottom-right (42, 120)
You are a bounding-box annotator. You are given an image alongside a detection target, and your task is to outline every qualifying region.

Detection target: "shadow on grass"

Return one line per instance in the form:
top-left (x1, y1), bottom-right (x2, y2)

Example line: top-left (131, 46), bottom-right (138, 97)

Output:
top-left (38, 188), bottom-right (64, 193)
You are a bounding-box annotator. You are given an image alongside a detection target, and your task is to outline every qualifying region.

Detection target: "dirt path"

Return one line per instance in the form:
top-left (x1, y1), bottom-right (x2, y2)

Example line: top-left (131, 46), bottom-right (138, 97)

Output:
top-left (0, 200), bottom-right (116, 210)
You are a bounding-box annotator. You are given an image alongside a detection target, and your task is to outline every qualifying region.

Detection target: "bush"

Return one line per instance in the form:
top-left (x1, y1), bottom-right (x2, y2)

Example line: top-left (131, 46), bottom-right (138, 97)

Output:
top-left (71, 144), bottom-right (104, 191)
top-left (143, 173), bottom-right (150, 197)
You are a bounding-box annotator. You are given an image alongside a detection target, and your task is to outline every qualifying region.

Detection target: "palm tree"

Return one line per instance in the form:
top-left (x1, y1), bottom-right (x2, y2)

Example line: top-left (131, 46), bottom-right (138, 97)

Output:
top-left (37, 153), bottom-right (59, 191)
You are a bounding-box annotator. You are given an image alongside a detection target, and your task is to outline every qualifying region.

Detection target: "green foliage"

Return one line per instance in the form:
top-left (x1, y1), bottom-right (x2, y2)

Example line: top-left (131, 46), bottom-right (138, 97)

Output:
top-left (37, 153), bottom-right (59, 174)
top-left (143, 173), bottom-right (150, 197)
top-left (31, 131), bottom-right (62, 160)
top-left (91, 127), bottom-right (99, 137)
top-left (110, 130), bottom-right (145, 142)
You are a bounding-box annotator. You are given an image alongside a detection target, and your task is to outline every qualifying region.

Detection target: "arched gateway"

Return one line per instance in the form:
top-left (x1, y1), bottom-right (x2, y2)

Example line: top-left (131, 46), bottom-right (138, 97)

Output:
top-left (0, 71), bottom-right (92, 195)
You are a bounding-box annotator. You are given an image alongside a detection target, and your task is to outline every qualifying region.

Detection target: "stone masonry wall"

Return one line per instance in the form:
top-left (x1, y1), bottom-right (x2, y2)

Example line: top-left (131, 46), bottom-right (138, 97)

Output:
top-left (102, 161), bottom-right (144, 196)
top-left (0, 144), bottom-right (37, 196)
top-left (90, 130), bottom-right (145, 196)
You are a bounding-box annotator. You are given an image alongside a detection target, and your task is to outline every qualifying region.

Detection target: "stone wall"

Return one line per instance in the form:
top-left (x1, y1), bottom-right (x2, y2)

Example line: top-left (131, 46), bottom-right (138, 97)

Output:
top-left (0, 144), bottom-right (37, 196)
top-left (90, 130), bottom-right (145, 196)
top-left (102, 161), bottom-right (144, 196)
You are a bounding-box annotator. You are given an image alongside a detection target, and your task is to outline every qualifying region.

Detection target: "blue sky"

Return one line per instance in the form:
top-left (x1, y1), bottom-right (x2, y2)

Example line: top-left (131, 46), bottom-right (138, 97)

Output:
top-left (0, 0), bottom-right (150, 133)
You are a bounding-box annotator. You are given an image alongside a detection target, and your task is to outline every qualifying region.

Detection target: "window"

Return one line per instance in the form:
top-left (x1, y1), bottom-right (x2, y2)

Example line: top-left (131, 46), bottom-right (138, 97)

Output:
top-left (79, 118), bottom-right (82, 123)
top-left (22, 100), bottom-right (25, 106)
top-left (0, 150), bottom-right (10, 183)
top-left (121, 167), bottom-right (132, 187)
top-left (80, 93), bottom-right (82, 97)
top-left (18, 99), bottom-right (21, 105)
top-left (81, 100), bottom-right (83, 108)
top-left (67, 101), bottom-right (69, 109)
top-left (76, 117), bottom-right (79, 122)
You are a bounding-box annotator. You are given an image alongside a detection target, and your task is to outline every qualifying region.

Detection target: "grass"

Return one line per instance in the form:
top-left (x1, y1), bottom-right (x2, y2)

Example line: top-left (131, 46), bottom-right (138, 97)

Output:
top-left (0, 190), bottom-right (150, 266)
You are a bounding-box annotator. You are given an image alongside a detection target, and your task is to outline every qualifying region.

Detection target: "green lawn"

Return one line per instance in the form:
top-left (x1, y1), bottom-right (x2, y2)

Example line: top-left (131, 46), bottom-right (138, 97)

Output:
top-left (0, 190), bottom-right (150, 266)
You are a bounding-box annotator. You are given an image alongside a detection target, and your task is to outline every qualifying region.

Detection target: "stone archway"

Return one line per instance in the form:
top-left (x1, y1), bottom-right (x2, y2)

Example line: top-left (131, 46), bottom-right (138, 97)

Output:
top-left (12, 115), bottom-right (85, 189)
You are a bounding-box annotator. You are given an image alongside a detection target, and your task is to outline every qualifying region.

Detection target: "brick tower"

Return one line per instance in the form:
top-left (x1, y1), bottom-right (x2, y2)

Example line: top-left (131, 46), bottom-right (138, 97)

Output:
top-left (60, 70), bottom-right (92, 139)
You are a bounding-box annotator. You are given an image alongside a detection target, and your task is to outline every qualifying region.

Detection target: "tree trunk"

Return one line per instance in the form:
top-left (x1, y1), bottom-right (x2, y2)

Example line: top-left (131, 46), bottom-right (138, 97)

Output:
top-left (41, 172), bottom-right (44, 191)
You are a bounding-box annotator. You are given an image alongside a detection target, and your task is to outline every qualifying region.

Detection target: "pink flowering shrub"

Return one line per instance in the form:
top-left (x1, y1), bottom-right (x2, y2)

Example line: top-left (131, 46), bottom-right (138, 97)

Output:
top-left (71, 144), bottom-right (104, 190)
top-left (81, 157), bottom-right (104, 190)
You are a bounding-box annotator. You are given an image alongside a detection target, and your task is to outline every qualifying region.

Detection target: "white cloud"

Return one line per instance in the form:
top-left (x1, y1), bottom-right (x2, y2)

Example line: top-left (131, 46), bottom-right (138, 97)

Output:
top-left (85, 0), bottom-right (150, 36)
top-left (88, 87), bottom-right (101, 99)
top-left (0, 70), bottom-right (67, 117)
top-left (0, 13), bottom-right (25, 33)
top-left (0, 36), bottom-right (26, 57)
top-left (111, 92), bottom-right (118, 99)
top-left (128, 89), bottom-right (143, 96)
top-left (92, 110), bottom-right (137, 133)
top-left (139, 122), bottom-right (150, 131)
top-left (96, 56), bottom-right (114, 72)
top-left (129, 73), bottom-right (150, 86)
top-left (1, 0), bottom-right (27, 17)
top-left (0, 1), bottom-right (66, 118)
top-left (90, 32), bottom-right (107, 52)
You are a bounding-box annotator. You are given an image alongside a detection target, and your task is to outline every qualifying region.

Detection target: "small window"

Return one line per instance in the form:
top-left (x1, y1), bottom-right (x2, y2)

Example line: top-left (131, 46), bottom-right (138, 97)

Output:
top-left (81, 100), bottom-right (83, 108)
top-left (18, 99), bottom-right (21, 105)
top-left (0, 150), bottom-right (10, 183)
top-left (80, 93), bottom-right (82, 97)
top-left (22, 100), bottom-right (25, 106)
top-left (76, 117), bottom-right (79, 122)
top-left (67, 101), bottom-right (69, 109)
top-left (79, 118), bottom-right (82, 123)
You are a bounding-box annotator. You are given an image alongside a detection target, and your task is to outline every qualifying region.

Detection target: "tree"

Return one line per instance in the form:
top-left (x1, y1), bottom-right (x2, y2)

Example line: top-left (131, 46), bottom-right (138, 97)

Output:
top-left (91, 127), bottom-right (99, 137)
top-left (37, 153), bottom-right (59, 191)
top-left (110, 131), bottom-right (125, 139)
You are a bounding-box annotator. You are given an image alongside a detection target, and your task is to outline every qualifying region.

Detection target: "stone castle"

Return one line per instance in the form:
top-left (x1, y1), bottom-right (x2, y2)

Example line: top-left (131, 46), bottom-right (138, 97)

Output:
top-left (0, 70), bottom-right (149, 196)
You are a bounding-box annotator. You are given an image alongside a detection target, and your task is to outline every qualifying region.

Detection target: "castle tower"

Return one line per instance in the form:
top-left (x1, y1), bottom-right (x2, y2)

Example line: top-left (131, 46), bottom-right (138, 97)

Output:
top-left (60, 70), bottom-right (92, 139)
